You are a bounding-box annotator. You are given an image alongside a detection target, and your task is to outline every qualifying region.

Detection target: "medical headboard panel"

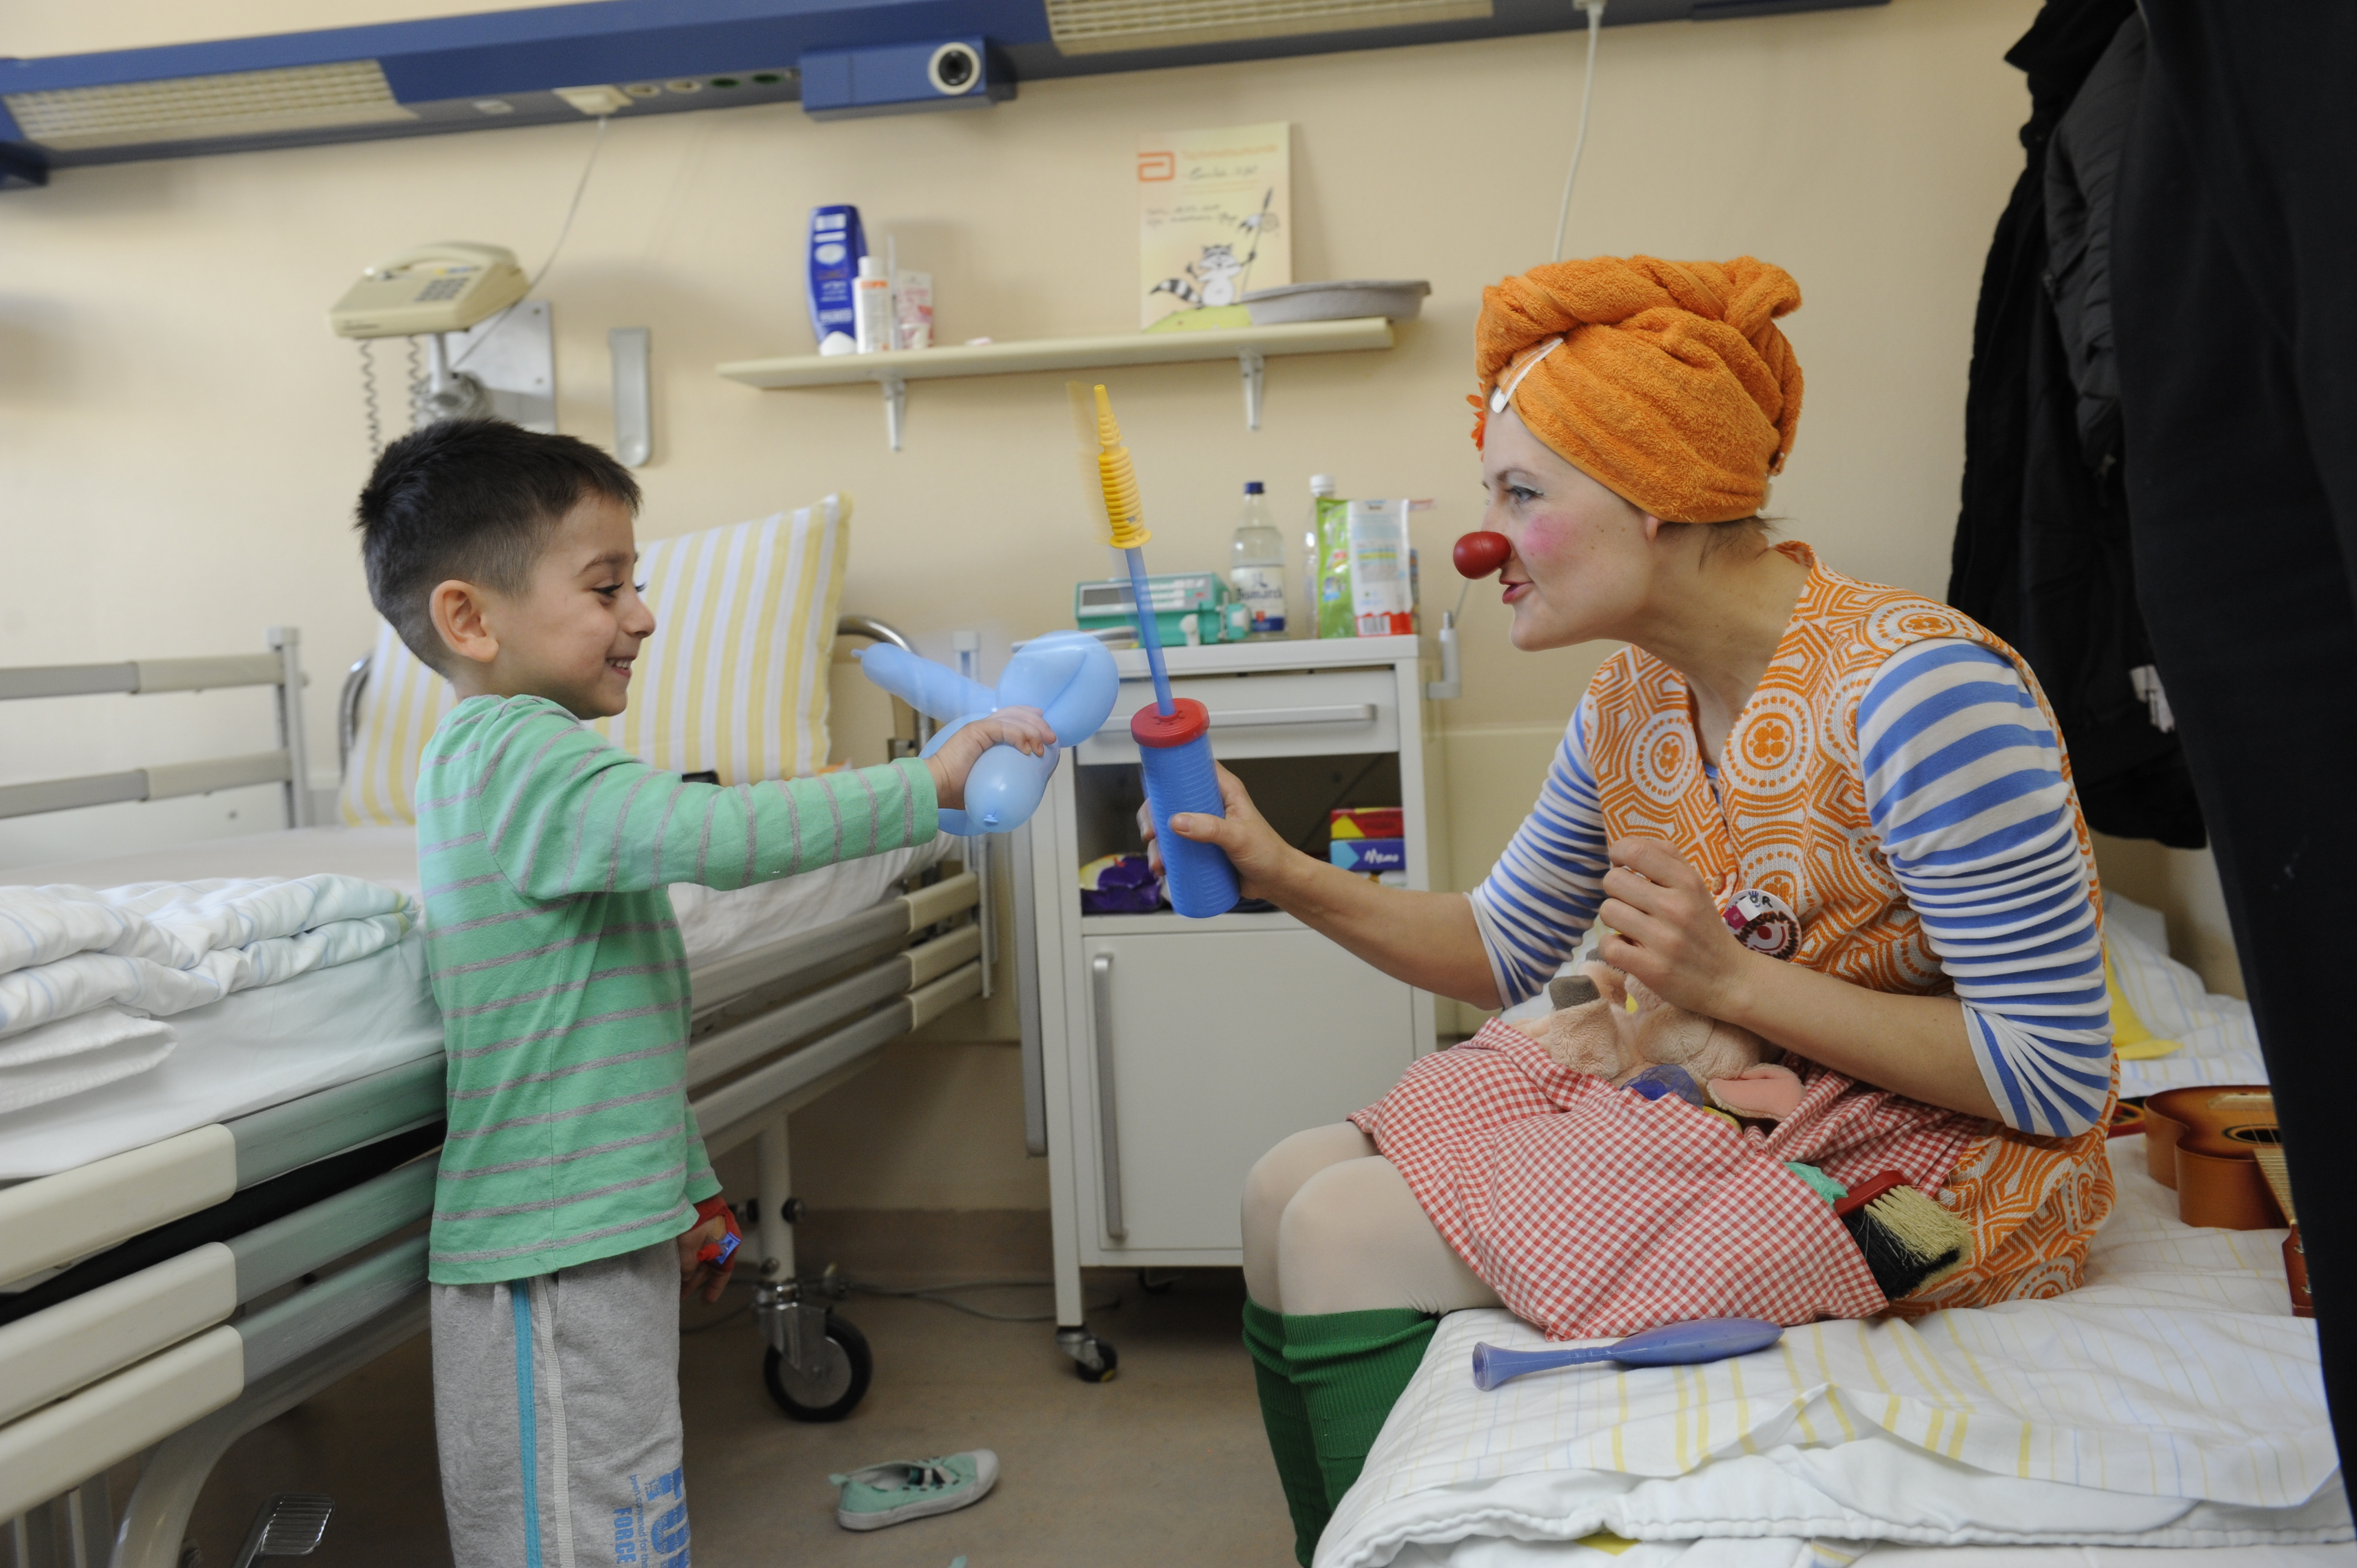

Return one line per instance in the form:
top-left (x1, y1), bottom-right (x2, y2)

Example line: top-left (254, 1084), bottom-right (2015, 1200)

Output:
top-left (0, 0), bottom-right (1885, 189)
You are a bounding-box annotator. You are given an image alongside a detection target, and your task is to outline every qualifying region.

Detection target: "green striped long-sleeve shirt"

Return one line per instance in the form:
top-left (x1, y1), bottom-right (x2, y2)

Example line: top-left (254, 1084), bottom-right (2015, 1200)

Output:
top-left (416, 694), bottom-right (937, 1284)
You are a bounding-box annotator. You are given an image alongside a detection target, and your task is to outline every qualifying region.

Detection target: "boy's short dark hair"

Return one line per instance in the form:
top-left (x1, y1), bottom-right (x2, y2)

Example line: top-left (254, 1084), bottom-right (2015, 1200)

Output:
top-left (355, 419), bottom-right (642, 673)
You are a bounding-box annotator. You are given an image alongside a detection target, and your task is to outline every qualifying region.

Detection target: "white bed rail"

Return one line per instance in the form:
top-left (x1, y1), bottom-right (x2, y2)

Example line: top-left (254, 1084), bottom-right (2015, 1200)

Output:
top-left (0, 628), bottom-right (313, 829)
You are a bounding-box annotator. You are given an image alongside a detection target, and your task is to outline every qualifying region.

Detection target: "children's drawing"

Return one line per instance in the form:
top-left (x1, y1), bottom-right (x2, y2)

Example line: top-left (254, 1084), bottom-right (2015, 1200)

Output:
top-left (1138, 125), bottom-right (1291, 328)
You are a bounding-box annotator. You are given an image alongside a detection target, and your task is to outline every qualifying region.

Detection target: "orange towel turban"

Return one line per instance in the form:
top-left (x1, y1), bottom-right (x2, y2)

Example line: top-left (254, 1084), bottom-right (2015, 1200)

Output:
top-left (1471, 256), bottom-right (1805, 524)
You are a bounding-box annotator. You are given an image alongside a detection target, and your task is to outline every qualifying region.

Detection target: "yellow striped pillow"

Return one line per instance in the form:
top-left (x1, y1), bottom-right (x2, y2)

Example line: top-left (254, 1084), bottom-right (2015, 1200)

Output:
top-left (337, 618), bottom-right (459, 827)
top-left (591, 498), bottom-right (851, 781)
top-left (337, 495), bottom-right (851, 824)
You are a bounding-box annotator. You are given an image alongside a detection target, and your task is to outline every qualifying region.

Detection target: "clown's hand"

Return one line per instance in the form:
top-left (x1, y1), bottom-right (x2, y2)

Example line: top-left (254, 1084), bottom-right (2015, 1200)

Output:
top-left (1594, 838), bottom-right (1757, 1019)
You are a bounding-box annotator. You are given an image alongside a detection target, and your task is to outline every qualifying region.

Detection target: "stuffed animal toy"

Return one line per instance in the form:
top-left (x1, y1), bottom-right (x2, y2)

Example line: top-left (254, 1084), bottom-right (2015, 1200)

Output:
top-left (1515, 961), bottom-right (1806, 1122)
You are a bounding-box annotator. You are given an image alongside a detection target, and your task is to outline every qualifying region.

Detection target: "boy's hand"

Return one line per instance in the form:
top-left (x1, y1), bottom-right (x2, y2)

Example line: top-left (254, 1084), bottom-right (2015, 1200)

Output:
top-left (924, 705), bottom-right (1056, 812)
top-left (679, 1196), bottom-right (741, 1304)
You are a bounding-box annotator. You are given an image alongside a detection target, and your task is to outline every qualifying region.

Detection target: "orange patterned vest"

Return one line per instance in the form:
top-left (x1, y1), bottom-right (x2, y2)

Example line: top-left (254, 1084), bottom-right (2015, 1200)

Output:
top-left (1581, 543), bottom-right (2116, 1312)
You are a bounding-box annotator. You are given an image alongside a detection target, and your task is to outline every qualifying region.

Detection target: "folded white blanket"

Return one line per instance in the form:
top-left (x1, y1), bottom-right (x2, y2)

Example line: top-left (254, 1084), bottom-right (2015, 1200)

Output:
top-left (0, 1008), bottom-right (176, 1114)
top-left (0, 877), bottom-right (413, 1040)
top-left (1324, 1138), bottom-right (2348, 1566)
top-left (0, 875), bottom-right (411, 976)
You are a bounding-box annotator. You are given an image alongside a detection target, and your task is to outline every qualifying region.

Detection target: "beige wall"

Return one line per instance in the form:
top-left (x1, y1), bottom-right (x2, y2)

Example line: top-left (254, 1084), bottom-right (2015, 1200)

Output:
top-left (12, 0), bottom-right (2238, 1207)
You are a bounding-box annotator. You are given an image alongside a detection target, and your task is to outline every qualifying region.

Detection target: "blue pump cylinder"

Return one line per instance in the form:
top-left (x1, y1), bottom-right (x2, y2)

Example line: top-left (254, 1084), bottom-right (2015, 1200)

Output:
top-left (1131, 698), bottom-right (1238, 918)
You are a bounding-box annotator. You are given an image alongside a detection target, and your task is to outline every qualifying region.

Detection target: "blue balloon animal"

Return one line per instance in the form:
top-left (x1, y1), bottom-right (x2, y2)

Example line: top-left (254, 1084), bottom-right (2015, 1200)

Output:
top-left (858, 631), bottom-right (1120, 835)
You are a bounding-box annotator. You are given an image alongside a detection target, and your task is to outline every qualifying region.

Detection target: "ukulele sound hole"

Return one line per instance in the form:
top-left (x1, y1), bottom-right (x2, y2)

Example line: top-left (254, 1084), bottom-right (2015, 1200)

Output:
top-left (2225, 1124), bottom-right (2284, 1147)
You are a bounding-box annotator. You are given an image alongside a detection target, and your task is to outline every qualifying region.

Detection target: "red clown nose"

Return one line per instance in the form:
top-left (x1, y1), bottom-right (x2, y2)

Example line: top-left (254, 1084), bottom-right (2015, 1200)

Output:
top-left (1453, 532), bottom-right (1511, 579)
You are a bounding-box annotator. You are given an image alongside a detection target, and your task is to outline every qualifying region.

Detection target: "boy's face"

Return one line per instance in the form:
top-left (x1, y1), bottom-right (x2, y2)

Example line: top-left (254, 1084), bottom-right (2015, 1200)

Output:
top-left (431, 493), bottom-right (654, 719)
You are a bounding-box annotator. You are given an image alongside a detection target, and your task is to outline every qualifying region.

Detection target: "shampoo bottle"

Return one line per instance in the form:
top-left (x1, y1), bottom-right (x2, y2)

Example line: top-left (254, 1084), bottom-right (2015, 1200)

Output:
top-left (807, 205), bottom-right (866, 353)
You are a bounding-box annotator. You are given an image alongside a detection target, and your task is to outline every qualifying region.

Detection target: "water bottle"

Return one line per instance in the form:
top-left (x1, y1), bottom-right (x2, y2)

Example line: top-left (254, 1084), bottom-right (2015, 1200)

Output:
top-left (1229, 481), bottom-right (1288, 640)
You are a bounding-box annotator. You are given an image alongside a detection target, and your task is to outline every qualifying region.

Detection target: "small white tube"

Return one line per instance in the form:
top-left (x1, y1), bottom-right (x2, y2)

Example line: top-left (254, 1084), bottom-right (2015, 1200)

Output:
top-left (853, 255), bottom-right (893, 354)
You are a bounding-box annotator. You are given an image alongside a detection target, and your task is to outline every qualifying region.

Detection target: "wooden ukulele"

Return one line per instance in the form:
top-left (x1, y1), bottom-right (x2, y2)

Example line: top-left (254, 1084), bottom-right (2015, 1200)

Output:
top-left (2142, 1085), bottom-right (2310, 1317)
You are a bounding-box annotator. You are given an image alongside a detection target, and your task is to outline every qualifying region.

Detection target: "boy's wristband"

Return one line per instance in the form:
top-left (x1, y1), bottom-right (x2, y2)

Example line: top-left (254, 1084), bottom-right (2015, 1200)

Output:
top-left (693, 1196), bottom-right (742, 1273)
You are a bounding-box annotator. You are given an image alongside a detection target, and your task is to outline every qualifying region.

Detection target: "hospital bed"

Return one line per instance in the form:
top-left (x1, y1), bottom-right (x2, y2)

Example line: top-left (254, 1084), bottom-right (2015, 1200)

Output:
top-left (1321, 910), bottom-right (2347, 1566)
top-left (0, 617), bottom-right (985, 1566)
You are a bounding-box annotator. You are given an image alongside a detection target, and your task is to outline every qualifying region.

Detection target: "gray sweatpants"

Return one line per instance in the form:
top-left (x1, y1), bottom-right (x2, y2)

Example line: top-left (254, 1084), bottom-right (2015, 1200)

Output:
top-left (431, 1240), bottom-right (690, 1568)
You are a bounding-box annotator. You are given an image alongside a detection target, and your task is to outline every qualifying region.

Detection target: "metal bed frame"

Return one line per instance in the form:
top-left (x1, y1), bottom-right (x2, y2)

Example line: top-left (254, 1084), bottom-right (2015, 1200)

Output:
top-left (0, 619), bottom-right (981, 1566)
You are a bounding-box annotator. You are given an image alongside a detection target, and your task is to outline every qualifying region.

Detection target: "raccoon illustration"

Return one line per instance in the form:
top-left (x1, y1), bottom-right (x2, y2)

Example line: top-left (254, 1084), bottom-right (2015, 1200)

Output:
top-left (1149, 243), bottom-right (1250, 310)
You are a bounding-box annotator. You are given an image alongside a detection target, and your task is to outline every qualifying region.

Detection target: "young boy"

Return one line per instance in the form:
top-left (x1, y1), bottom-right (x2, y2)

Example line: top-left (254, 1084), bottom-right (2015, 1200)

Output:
top-left (355, 419), bottom-right (1049, 1568)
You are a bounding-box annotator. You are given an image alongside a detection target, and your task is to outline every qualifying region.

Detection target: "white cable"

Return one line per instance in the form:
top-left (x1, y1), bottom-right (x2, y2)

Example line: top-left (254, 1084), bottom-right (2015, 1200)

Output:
top-left (528, 112), bottom-right (610, 292)
top-left (450, 114), bottom-right (609, 374)
top-left (1551, 0), bottom-right (1604, 264)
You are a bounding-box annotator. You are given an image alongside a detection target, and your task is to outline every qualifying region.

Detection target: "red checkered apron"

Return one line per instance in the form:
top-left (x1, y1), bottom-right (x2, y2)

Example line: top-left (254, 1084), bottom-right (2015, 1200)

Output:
top-left (1355, 548), bottom-right (2114, 1339)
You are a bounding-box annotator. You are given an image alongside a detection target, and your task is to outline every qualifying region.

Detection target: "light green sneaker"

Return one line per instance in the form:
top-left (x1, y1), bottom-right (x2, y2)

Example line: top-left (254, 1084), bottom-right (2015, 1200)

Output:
top-left (830, 1451), bottom-right (999, 1531)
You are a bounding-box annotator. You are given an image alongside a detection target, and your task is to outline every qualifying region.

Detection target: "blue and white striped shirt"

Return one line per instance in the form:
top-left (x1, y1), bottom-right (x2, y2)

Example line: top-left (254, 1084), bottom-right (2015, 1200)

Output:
top-left (1468, 639), bottom-right (2109, 1137)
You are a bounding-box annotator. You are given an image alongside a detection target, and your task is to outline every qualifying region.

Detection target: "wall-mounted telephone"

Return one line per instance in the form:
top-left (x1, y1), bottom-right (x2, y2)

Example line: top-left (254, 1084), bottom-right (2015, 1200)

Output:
top-left (332, 241), bottom-right (552, 453)
top-left (328, 242), bottom-right (528, 339)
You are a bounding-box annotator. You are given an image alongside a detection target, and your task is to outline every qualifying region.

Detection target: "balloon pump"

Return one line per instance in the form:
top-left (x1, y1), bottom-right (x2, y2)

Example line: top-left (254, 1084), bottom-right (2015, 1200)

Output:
top-left (1088, 384), bottom-right (1240, 919)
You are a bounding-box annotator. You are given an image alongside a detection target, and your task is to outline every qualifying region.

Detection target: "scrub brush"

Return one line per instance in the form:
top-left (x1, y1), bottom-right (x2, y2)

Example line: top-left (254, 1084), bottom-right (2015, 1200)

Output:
top-left (1789, 1164), bottom-right (1973, 1302)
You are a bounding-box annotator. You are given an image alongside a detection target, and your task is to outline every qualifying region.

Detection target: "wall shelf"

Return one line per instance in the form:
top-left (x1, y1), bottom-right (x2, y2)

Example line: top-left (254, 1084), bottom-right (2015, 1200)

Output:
top-left (715, 316), bottom-right (1396, 448)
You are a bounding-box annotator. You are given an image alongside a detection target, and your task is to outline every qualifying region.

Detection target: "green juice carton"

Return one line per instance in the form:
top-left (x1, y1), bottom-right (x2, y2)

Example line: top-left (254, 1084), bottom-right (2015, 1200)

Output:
top-left (1314, 493), bottom-right (1356, 639)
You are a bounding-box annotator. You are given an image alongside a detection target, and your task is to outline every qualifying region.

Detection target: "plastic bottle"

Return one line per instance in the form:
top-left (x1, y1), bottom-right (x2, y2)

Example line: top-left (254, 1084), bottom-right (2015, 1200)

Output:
top-left (853, 255), bottom-right (893, 353)
top-left (807, 204), bottom-right (865, 353)
top-left (1228, 481), bottom-right (1287, 639)
top-left (1302, 474), bottom-right (1335, 638)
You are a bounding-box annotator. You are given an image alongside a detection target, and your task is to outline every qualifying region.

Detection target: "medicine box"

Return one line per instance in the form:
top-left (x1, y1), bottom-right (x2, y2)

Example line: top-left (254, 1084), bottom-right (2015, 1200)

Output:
top-left (1330, 838), bottom-right (1406, 876)
top-left (1329, 807), bottom-right (1403, 840)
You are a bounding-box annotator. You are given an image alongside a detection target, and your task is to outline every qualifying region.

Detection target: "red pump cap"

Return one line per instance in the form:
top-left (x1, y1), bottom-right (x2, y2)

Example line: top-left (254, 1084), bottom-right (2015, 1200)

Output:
top-left (1453, 531), bottom-right (1511, 579)
top-left (1130, 697), bottom-right (1210, 749)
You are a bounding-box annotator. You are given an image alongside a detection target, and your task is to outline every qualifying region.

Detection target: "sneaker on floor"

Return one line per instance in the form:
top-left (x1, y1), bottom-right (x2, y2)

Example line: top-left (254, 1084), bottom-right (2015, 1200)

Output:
top-left (830, 1451), bottom-right (999, 1531)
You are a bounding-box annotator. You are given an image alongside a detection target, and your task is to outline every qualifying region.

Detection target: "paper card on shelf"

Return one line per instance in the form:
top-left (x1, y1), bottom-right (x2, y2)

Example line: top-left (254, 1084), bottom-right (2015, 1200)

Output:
top-left (1138, 122), bottom-right (1291, 331)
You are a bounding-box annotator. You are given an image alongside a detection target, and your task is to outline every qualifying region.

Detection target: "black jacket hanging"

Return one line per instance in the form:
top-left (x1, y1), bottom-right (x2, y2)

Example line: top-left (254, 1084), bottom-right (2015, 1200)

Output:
top-left (1949, 1), bottom-right (2205, 849)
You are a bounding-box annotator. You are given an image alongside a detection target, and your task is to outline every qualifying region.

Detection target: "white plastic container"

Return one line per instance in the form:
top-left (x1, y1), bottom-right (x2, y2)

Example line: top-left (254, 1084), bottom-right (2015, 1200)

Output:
top-left (1345, 498), bottom-right (1413, 638)
top-left (896, 270), bottom-right (933, 350)
top-left (853, 255), bottom-right (893, 354)
top-left (1229, 481), bottom-right (1287, 639)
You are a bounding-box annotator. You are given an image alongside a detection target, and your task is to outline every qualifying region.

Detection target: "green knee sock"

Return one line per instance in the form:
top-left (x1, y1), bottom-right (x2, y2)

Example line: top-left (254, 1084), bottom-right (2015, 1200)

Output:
top-left (1243, 1299), bottom-right (1329, 1567)
top-left (1281, 1307), bottom-right (1440, 1515)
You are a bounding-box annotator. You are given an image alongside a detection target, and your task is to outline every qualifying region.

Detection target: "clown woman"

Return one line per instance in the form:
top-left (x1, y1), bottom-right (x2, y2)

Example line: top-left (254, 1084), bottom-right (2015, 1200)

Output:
top-left (1144, 255), bottom-right (2115, 1565)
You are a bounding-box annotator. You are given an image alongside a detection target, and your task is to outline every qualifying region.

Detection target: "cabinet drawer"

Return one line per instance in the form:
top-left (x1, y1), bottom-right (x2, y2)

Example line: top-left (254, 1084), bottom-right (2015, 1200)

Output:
top-left (1074, 667), bottom-right (1398, 764)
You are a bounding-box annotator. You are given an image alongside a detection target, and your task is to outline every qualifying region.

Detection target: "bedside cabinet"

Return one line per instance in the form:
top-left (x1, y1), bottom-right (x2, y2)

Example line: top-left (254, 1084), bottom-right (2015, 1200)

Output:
top-left (1011, 635), bottom-right (1445, 1379)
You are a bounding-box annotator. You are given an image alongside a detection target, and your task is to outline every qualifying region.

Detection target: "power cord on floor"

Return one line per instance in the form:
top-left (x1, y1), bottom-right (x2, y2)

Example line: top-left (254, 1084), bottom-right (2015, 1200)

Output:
top-left (846, 1277), bottom-right (1123, 1323)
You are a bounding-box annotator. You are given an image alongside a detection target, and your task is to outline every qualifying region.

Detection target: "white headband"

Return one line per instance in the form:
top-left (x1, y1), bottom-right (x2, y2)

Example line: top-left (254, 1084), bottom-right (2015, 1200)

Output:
top-left (1487, 336), bottom-right (1565, 415)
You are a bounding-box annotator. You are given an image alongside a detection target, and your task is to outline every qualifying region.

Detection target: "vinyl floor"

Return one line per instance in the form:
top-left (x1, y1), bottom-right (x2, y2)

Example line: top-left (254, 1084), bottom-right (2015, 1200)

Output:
top-left (178, 1267), bottom-right (1295, 1567)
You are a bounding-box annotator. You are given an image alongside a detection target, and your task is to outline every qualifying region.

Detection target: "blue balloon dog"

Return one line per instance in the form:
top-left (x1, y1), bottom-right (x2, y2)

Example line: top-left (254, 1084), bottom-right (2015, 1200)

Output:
top-left (858, 631), bottom-right (1120, 835)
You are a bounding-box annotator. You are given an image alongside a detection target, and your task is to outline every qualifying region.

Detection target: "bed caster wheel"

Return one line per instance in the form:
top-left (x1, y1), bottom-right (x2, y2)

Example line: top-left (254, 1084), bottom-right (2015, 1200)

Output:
top-left (763, 1312), bottom-right (872, 1422)
top-left (1068, 1337), bottom-right (1119, 1384)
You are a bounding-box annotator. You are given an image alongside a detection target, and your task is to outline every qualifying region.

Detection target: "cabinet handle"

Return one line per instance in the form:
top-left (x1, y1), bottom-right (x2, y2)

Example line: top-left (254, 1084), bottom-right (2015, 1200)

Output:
top-left (1090, 952), bottom-right (1126, 1240)
top-left (1208, 703), bottom-right (1377, 729)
